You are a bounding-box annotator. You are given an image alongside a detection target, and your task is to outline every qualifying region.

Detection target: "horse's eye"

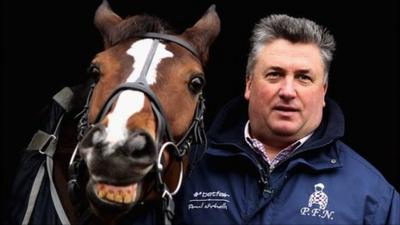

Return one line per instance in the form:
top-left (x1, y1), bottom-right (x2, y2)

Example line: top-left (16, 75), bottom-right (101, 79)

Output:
top-left (188, 75), bottom-right (205, 94)
top-left (87, 64), bottom-right (101, 81)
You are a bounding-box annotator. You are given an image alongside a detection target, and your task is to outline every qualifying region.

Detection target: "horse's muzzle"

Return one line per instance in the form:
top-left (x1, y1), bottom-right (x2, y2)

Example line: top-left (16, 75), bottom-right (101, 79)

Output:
top-left (78, 124), bottom-right (158, 210)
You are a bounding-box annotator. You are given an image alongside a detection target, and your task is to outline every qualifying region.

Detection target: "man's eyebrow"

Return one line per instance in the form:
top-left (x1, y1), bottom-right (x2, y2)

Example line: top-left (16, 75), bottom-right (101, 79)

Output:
top-left (263, 66), bottom-right (285, 74)
top-left (295, 69), bottom-right (311, 74)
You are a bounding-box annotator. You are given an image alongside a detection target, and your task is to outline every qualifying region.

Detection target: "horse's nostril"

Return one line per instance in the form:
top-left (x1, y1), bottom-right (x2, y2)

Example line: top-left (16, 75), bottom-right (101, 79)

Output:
top-left (123, 132), bottom-right (156, 159)
top-left (127, 134), bottom-right (146, 151)
top-left (81, 124), bottom-right (106, 148)
top-left (92, 129), bottom-right (106, 147)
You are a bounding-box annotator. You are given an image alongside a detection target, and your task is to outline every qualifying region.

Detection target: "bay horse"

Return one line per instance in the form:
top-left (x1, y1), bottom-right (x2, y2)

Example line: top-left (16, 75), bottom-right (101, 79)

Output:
top-left (9, 1), bottom-right (220, 225)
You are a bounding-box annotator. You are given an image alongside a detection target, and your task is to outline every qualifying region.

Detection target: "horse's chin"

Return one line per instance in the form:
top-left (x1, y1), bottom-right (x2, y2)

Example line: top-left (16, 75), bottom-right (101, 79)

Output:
top-left (86, 179), bottom-right (142, 218)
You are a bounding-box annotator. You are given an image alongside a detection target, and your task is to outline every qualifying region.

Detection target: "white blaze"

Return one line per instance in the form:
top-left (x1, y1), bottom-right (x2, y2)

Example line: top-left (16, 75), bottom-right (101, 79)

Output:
top-left (104, 39), bottom-right (173, 148)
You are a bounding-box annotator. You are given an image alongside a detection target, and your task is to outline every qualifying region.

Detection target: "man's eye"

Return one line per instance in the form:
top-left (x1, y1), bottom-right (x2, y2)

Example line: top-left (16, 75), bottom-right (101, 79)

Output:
top-left (297, 74), bottom-right (312, 82)
top-left (265, 72), bottom-right (282, 82)
top-left (266, 72), bottom-right (281, 78)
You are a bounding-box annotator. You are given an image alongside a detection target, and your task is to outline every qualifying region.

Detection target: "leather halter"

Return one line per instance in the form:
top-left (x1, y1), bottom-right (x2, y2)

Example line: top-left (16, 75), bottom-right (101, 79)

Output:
top-left (68, 32), bottom-right (206, 225)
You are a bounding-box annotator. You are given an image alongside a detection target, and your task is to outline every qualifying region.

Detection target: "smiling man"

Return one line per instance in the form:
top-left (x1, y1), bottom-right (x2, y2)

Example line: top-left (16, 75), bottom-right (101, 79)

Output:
top-left (175, 14), bottom-right (400, 225)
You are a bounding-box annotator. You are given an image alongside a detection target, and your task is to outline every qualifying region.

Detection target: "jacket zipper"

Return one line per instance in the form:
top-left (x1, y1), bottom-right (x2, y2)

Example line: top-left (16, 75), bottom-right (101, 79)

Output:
top-left (256, 162), bottom-right (274, 197)
top-left (213, 142), bottom-right (276, 197)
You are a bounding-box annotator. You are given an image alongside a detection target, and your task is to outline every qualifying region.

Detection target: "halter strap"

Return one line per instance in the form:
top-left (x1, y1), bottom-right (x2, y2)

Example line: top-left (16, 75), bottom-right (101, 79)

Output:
top-left (94, 39), bottom-right (173, 147)
top-left (139, 32), bottom-right (199, 59)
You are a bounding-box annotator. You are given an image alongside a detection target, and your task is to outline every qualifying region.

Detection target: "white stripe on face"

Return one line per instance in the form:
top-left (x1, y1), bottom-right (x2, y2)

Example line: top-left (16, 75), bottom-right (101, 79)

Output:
top-left (104, 39), bottom-right (173, 149)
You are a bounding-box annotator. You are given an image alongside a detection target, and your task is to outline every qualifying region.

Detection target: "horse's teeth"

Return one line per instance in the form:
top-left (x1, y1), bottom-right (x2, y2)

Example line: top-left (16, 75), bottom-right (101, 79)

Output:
top-left (106, 191), bottom-right (115, 201)
top-left (115, 193), bottom-right (123, 203)
top-left (98, 190), bottom-right (106, 198)
top-left (123, 193), bottom-right (132, 203)
top-left (95, 183), bottom-right (137, 204)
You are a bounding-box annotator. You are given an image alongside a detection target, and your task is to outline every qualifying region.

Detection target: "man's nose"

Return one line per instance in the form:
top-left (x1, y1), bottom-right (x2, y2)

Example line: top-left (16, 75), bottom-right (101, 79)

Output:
top-left (278, 78), bottom-right (296, 100)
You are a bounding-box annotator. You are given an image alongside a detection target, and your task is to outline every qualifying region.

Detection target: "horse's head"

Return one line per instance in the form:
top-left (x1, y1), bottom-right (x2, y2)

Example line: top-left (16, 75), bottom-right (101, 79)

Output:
top-left (72, 0), bottom-right (220, 222)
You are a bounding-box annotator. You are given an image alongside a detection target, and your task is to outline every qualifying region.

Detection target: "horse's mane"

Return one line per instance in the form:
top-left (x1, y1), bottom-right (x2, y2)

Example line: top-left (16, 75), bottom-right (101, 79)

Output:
top-left (109, 15), bottom-right (172, 46)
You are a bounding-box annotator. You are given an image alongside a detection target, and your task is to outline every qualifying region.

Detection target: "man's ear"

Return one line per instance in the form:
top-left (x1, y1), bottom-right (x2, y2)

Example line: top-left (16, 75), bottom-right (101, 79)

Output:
top-left (244, 76), bottom-right (252, 100)
top-left (323, 83), bottom-right (328, 107)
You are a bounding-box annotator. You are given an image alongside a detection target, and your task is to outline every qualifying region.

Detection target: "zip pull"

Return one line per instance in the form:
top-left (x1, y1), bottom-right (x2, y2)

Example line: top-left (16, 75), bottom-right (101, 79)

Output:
top-left (257, 163), bottom-right (274, 198)
top-left (257, 163), bottom-right (269, 185)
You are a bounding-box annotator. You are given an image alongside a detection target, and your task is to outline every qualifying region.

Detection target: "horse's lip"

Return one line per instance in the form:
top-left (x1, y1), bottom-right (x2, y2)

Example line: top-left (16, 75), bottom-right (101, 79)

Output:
top-left (90, 164), bottom-right (155, 185)
top-left (91, 175), bottom-right (140, 186)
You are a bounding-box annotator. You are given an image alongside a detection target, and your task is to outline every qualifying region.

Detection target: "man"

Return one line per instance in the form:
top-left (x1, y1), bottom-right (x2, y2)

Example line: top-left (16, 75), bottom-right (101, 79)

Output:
top-left (175, 14), bottom-right (400, 224)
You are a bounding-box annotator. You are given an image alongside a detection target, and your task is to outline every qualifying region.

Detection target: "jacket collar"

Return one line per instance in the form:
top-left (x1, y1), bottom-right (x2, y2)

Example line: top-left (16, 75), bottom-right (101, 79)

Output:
top-left (285, 145), bottom-right (343, 172)
top-left (206, 96), bottom-right (345, 161)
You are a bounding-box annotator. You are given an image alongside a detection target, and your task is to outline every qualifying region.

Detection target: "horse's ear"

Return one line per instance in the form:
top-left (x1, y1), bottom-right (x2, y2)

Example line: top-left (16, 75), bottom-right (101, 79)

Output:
top-left (94, 0), bottom-right (122, 49)
top-left (181, 5), bottom-right (221, 64)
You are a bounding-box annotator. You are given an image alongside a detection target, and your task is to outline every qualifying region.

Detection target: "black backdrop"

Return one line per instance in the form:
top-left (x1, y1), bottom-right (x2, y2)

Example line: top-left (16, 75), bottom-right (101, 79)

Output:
top-left (1, 0), bottom-right (398, 222)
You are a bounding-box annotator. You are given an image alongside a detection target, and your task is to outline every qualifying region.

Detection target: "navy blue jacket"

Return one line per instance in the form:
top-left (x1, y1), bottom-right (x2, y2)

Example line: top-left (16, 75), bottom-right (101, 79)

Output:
top-left (175, 96), bottom-right (400, 225)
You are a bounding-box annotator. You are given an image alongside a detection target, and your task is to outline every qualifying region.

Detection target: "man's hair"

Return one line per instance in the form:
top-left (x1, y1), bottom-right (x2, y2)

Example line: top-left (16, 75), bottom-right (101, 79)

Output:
top-left (246, 14), bottom-right (336, 84)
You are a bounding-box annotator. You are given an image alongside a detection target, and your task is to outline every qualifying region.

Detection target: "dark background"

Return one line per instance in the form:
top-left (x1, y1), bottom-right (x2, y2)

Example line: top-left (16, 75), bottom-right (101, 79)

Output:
top-left (1, 0), bottom-right (398, 222)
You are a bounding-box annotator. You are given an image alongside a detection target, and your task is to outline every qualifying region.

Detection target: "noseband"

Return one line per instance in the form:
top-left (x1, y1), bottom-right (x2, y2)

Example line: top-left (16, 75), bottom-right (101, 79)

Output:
top-left (68, 33), bottom-right (206, 225)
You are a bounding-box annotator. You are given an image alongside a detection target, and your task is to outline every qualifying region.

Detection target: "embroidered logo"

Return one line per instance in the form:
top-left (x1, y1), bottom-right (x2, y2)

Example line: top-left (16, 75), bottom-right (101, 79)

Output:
top-left (188, 191), bottom-right (230, 211)
top-left (300, 183), bottom-right (335, 220)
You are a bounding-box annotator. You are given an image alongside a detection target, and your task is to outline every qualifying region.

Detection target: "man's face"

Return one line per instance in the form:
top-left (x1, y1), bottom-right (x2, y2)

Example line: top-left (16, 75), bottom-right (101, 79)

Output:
top-left (245, 39), bottom-right (327, 147)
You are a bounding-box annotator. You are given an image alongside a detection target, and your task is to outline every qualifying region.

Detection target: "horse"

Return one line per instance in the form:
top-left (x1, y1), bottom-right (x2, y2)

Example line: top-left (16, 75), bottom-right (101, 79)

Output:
top-left (8, 1), bottom-right (220, 225)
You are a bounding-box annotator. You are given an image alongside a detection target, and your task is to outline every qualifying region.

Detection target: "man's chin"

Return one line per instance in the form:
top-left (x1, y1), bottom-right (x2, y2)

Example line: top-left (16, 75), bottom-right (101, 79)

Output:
top-left (269, 123), bottom-right (300, 137)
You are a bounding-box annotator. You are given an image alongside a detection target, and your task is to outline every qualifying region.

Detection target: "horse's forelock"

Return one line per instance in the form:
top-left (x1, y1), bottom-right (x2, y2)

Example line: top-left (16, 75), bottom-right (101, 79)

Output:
top-left (109, 15), bottom-right (172, 46)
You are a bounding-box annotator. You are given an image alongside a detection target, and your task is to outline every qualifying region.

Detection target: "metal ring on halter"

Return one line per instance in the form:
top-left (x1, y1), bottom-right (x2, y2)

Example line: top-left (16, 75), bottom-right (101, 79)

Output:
top-left (157, 142), bottom-right (184, 196)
